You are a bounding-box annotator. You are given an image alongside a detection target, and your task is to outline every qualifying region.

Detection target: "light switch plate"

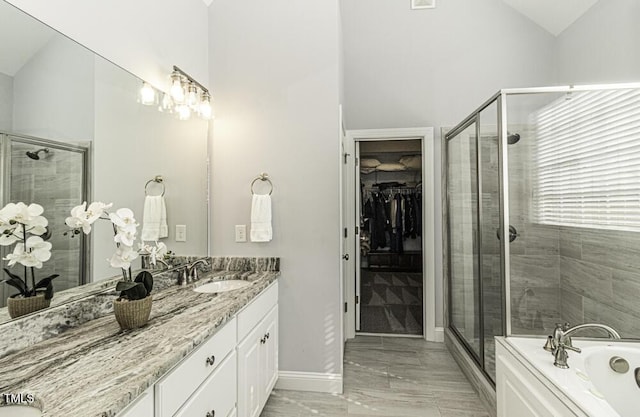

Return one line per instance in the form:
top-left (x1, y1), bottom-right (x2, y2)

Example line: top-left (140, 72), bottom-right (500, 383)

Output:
top-left (175, 224), bottom-right (187, 242)
top-left (235, 225), bottom-right (247, 242)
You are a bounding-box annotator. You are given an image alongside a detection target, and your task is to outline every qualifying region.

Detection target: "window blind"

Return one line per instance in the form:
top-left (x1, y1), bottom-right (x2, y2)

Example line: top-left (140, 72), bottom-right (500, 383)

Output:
top-left (532, 88), bottom-right (640, 232)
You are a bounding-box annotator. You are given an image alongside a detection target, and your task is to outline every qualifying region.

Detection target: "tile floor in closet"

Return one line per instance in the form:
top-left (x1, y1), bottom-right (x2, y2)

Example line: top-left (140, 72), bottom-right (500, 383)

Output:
top-left (261, 336), bottom-right (491, 417)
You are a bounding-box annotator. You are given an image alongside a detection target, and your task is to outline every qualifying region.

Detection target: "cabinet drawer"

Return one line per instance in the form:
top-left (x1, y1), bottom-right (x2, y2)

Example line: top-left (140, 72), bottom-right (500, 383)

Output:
top-left (156, 317), bottom-right (236, 417)
top-left (238, 282), bottom-right (278, 341)
top-left (174, 351), bottom-right (237, 417)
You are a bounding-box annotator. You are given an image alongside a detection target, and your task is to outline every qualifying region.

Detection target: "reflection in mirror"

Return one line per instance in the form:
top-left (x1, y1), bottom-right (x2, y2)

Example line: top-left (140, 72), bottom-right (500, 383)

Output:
top-left (0, 0), bottom-right (209, 322)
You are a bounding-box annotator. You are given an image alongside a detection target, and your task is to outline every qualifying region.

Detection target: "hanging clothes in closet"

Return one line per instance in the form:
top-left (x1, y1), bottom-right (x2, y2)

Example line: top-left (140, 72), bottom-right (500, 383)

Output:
top-left (362, 185), bottom-right (421, 253)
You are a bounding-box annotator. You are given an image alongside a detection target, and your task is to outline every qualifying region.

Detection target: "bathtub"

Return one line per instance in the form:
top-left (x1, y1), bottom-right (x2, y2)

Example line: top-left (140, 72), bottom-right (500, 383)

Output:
top-left (497, 337), bottom-right (640, 417)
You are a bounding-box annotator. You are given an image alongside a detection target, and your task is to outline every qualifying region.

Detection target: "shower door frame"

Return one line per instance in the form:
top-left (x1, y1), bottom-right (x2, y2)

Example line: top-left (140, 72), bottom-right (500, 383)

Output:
top-left (0, 132), bottom-right (92, 297)
top-left (444, 91), bottom-right (508, 385)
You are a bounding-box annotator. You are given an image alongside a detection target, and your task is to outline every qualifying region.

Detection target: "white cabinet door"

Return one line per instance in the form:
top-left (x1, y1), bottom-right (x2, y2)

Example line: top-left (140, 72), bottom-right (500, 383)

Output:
top-left (259, 305), bottom-right (278, 409)
top-left (174, 351), bottom-right (237, 417)
top-left (117, 387), bottom-right (153, 417)
top-left (237, 322), bottom-right (262, 417)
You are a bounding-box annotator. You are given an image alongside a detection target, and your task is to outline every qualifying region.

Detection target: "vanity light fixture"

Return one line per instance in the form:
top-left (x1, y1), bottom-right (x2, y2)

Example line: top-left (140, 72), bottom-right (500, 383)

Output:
top-left (167, 65), bottom-right (213, 121)
top-left (139, 81), bottom-right (156, 105)
top-left (139, 66), bottom-right (212, 120)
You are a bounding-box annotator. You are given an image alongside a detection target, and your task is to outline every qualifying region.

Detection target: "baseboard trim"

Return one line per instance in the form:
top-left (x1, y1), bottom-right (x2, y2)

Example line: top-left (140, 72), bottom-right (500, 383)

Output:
top-left (276, 371), bottom-right (343, 394)
top-left (435, 326), bottom-right (445, 342)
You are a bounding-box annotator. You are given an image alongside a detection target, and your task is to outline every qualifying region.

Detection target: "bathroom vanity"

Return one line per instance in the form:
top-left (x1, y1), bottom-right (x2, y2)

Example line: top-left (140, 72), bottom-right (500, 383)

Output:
top-left (0, 257), bottom-right (280, 417)
top-left (121, 281), bottom-right (278, 417)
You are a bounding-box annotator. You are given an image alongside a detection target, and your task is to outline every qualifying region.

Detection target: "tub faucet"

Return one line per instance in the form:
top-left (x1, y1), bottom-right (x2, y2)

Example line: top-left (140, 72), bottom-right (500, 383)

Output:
top-left (544, 322), bottom-right (621, 369)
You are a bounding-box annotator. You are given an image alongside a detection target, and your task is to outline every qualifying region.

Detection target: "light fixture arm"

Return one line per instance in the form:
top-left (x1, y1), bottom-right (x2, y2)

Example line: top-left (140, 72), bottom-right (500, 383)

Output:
top-left (173, 65), bottom-right (209, 94)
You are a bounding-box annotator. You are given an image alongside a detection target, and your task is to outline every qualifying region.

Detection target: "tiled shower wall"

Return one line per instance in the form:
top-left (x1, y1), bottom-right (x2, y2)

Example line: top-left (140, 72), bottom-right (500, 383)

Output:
top-left (5, 142), bottom-right (85, 303)
top-left (507, 127), bottom-right (562, 336)
top-left (509, 126), bottom-right (640, 339)
top-left (559, 227), bottom-right (640, 338)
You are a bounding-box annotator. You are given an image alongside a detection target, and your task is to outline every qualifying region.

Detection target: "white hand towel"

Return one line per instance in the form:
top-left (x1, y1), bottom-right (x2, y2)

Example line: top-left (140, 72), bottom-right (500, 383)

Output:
top-left (142, 195), bottom-right (168, 241)
top-left (250, 194), bottom-right (272, 242)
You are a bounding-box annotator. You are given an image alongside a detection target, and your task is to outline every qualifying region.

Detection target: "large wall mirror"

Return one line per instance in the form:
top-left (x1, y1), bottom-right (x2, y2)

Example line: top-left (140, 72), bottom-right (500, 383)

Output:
top-left (0, 0), bottom-right (209, 321)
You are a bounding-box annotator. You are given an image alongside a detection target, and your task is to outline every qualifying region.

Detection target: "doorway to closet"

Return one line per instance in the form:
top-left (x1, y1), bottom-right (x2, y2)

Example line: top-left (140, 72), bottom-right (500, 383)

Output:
top-left (343, 127), bottom-right (436, 341)
top-left (357, 140), bottom-right (423, 335)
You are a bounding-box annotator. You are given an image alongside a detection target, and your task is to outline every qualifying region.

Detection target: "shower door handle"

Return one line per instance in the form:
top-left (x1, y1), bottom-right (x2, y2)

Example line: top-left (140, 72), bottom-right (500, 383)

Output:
top-left (496, 225), bottom-right (519, 242)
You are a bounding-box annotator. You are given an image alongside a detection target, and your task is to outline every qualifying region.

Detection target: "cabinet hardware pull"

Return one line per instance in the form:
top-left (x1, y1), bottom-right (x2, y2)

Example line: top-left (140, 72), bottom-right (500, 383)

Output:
top-left (260, 337), bottom-right (266, 344)
top-left (265, 332), bottom-right (270, 339)
top-left (206, 410), bottom-right (215, 417)
top-left (205, 355), bottom-right (216, 366)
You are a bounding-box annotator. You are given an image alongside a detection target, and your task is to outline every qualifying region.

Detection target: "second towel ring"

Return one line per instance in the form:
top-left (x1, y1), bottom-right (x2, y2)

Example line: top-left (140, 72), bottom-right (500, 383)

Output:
top-left (251, 173), bottom-right (273, 195)
top-left (145, 175), bottom-right (165, 196)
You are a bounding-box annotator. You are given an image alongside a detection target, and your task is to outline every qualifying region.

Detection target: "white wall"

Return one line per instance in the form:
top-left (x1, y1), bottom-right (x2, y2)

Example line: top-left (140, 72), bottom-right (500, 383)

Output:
top-left (12, 35), bottom-right (94, 142)
top-left (5, 0), bottom-right (209, 92)
top-left (554, 0), bottom-right (640, 85)
top-left (341, 0), bottom-right (557, 326)
top-left (209, 0), bottom-right (342, 378)
top-left (0, 72), bottom-right (12, 131)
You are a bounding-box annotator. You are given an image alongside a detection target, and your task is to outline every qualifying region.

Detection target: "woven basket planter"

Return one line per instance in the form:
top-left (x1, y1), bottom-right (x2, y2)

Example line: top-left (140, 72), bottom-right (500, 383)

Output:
top-left (113, 295), bottom-right (152, 330)
top-left (7, 292), bottom-right (51, 319)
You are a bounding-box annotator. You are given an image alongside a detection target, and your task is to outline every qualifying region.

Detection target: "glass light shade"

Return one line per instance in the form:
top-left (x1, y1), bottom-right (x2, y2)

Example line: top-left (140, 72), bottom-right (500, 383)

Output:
top-left (187, 83), bottom-right (198, 107)
top-left (199, 93), bottom-right (212, 120)
top-left (177, 104), bottom-right (191, 120)
top-left (170, 73), bottom-right (185, 103)
top-left (140, 82), bottom-right (156, 105)
top-left (159, 93), bottom-right (173, 112)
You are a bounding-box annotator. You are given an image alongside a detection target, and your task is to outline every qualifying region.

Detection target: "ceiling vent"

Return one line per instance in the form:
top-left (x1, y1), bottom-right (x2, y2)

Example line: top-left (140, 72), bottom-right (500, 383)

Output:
top-left (411, 0), bottom-right (436, 10)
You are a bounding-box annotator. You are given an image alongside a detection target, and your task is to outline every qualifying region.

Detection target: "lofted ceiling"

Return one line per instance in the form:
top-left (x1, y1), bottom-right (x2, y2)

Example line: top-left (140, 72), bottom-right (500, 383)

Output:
top-left (0, 1), bottom-right (53, 77)
top-left (501, 0), bottom-right (600, 36)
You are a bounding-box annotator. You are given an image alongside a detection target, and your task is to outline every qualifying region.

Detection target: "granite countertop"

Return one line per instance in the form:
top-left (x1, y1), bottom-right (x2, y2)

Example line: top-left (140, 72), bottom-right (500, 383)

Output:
top-left (0, 259), bottom-right (279, 417)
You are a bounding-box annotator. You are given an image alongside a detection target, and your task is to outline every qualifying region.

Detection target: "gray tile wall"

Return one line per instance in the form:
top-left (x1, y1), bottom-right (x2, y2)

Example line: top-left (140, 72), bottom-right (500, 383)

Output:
top-left (559, 227), bottom-right (640, 338)
top-left (1, 143), bottom-right (85, 307)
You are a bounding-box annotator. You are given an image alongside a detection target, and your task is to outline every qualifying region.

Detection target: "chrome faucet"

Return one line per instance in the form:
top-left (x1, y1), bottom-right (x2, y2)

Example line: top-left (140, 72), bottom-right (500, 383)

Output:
top-left (544, 322), bottom-right (621, 369)
top-left (187, 259), bottom-right (209, 281)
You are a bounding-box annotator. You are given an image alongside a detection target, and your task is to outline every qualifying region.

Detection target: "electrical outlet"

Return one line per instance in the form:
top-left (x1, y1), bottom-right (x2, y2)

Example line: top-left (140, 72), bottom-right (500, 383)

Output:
top-left (235, 225), bottom-right (247, 242)
top-left (175, 224), bottom-right (187, 242)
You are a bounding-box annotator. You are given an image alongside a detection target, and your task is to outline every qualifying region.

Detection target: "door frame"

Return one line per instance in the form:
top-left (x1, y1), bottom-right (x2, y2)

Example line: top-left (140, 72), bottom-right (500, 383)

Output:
top-left (343, 127), bottom-right (436, 341)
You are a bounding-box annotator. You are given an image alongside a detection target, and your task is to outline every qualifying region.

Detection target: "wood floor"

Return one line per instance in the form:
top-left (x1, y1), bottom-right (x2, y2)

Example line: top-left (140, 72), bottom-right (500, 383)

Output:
top-left (261, 336), bottom-right (492, 417)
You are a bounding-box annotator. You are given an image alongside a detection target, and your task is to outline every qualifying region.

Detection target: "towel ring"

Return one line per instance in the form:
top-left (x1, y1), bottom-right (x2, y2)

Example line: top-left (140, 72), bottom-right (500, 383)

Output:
top-left (251, 173), bottom-right (273, 195)
top-left (145, 175), bottom-right (165, 196)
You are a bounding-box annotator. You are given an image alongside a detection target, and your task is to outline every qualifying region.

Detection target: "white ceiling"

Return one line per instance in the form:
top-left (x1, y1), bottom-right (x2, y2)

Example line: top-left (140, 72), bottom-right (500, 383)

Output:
top-left (501, 0), bottom-right (599, 36)
top-left (0, 1), bottom-right (54, 77)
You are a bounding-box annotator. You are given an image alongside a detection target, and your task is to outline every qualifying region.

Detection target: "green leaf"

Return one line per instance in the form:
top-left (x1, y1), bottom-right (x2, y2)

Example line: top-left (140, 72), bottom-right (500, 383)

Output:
top-left (34, 274), bottom-right (59, 291)
top-left (134, 271), bottom-right (153, 295)
top-left (2, 269), bottom-right (27, 296)
top-left (44, 282), bottom-right (54, 300)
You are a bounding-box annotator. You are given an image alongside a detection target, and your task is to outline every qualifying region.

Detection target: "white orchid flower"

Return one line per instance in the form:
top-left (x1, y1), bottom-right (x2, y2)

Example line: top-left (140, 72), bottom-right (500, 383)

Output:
top-left (114, 228), bottom-right (137, 247)
top-left (0, 202), bottom-right (48, 245)
top-left (3, 236), bottom-right (52, 268)
top-left (109, 208), bottom-right (138, 233)
top-left (109, 245), bottom-right (139, 270)
top-left (65, 201), bottom-right (113, 234)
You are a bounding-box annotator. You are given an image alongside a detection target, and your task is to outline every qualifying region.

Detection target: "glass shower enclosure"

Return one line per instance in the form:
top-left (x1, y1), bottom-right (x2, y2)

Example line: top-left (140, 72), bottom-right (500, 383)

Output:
top-left (445, 83), bottom-right (640, 384)
top-left (0, 133), bottom-right (90, 307)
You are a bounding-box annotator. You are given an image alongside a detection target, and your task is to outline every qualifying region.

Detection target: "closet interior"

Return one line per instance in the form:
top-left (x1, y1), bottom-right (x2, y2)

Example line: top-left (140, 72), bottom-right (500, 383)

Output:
top-left (357, 139), bottom-right (424, 335)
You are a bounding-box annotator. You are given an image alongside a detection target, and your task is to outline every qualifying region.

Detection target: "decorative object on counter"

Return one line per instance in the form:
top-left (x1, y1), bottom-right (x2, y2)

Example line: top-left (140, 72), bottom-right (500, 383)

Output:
top-left (0, 202), bottom-right (59, 319)
top-left (250, 173), bottom-right (273, 242)
top-left (65, 201), bottom-right (155, 329)
top-left (141, 175), bottom-right (168, 241)
top-left (139, 242), bottom-right (169, 270)
top-left (113, 271), bottom-right (154, 330)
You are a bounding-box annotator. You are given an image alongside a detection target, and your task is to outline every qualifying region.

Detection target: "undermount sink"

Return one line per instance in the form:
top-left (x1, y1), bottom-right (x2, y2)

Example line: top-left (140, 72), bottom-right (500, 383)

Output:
top-left (193, 280), bottom-right (250, 294)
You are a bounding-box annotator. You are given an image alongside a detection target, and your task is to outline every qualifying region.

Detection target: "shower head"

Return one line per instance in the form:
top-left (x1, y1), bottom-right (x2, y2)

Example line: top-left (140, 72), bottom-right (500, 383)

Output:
top-left (507, 132), bottom-right (520, 145)
top-left (26, 148), bottom-right (49, 160)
